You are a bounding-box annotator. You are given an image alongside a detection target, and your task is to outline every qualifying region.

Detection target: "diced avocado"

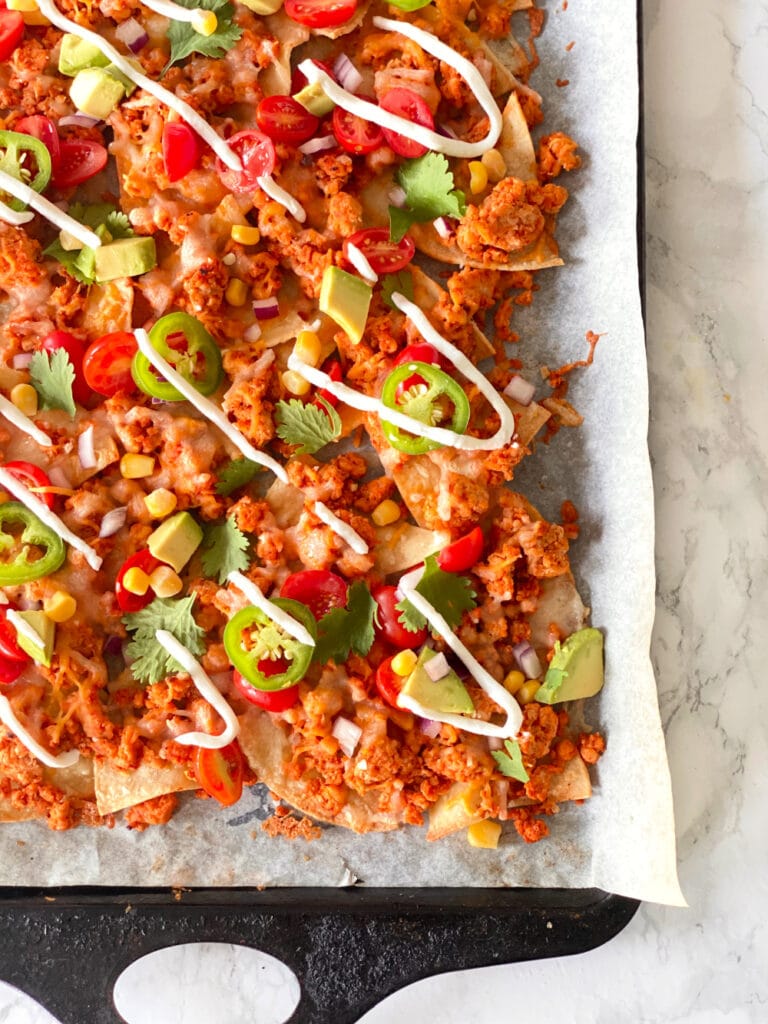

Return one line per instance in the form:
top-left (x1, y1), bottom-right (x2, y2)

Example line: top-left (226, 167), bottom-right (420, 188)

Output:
top-left (400, 647), bottom-right (474, 715)
top-left (15, 611), bottom-right (55, 668)
top-left (104, 62), bottom-right (139, 98)
top-left (59, 229), bottom-right (83, 252)
top-left (148, 512), bottom-right (203, 573)
top-left (58, 33), bottom-right (111, 77)
top-left (94, 237), bottom-right (157, 283)
top-left (534, 627), bottom-right (604, 704)
top-left (293, 81), bottom-right (335, 117)
top-left (319, 266), bottom-right (372, 345)
top-left (240, 0), bottom-right (283, 12)
top-left (69, 67), bottom-right (126, 121)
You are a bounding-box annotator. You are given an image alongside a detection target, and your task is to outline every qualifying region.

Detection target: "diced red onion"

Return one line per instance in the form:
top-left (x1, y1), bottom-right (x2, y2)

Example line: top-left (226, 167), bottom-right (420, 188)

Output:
top-left (487, 736), bottom-right (505, 751)
top-left (298, 134), bottom-right (336, 156)
top-left (104, 634), bottom-right (124, 656)
top-left (58, 113), bottom-right (101, 129)
top-left (424, 652), bottom-right (450, 682)
top-left (503, 374), bottom-right (536, 407)
top-left (253, 297), bottom-right (280, 320)
top-left (244, 323), bottom-right (262, 343)
top-left (333, 53), bottom-right (363, 94)
top-left (512, 640), bottom-right (543, 680)
top-left (115, 17), bottom-right (149, 53)
top-left (332, 716), bottom-right (362, 757)
top-left (99, 506), bottom-right (128, 538)
top-left (418, 717), bottom-right (442, 739)
top-left (437, 123), bottom-right (458, 139)
top-left (388, 185), bottom-right (406, 207)
top-left (77, 425), bottom-right (96, 469)
top-left (433, 217), bottom-right (453, 239)
top-left (12, 352), bottom-right (33, 369)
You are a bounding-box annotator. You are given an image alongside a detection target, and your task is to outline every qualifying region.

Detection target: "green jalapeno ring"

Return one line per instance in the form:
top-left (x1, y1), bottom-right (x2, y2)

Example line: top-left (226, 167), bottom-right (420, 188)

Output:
top-left (0, 502), bottom-right (66, 585)
top-left (380, 361), bottom-right (471, 456)
top-left (223, 597), bottom-right (317, 692)
top-left (131, 312), bottom-right (223, 402)
top-left (0, 130), bottom-right (52, 212)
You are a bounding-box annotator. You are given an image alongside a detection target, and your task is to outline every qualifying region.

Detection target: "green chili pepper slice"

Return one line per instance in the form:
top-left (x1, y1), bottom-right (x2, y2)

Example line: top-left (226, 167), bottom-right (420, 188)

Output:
top-left (223, 598), bottom-right (317, 692)
top-left (380, 361), bottom-right (471, 455)
top-left (0, 130), bottom-right (52, 212)
top-left (0, 502), bottom-right (66, 585)
top-left (131, 312), bottom-right (223, 402)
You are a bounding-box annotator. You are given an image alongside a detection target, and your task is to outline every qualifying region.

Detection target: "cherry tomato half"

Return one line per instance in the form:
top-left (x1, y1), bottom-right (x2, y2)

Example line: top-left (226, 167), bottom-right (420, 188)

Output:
top-left (52, 139), bottom-right (107, 189)
top-left (14, 114), bottom-right (60, 169)
top-left (41, 330), bottom-right (90, 406)
top-left (332, 103), bottom-right (383, 155)
top-left (0, 10), bottom-right (24, 64)
top-left (373, 584), bottom-right (428, 649)
top-left (374, 654), bottom-right (403, 709)
top-left (0, 602), bottom-right (31, 665)
top-left (233, 668), bottom-right (300, 712)
top-left (83, 331), bottom-right (138, 398)
top-left (280, 569), bottom-right (348, 621)
top-left (0, 654), bottom-right (23, 685)
top-left (3, 460), bottom-right (55, 510)
top-left (194, 741), bottom-right (245, 807)
top-left (216, 130), bottom-right (276, 194)
top-left (394, 343), bottom-right (449, 371)
top-left (285, 0), bottom-right (357, 29)
top-left (115, 550), bottom-right (161, 614)
top-left (380, 88), bottom-right (434, 159)
top-left (314, 358), bottom-right (342, 410)
top-left (437, 526), bottom-right (484, 574)
top-left (162, 122), bottom-right (200, 183)
top-left (257, 95), bottom-right (319, 146)
top-left (344, 228), bottom-right (415, 275)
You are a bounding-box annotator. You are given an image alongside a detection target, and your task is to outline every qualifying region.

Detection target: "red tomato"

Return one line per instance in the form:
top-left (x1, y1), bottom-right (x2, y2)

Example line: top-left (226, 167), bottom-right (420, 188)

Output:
top-left (373, 584), bottom-right (428, 649)
top-left (162, 122), bottom-right (200, 183)
top-left (332, 104), bottom-right (383, 155)
top-left (285, 0), bottom-right (357, 29)
top-left (0, 603), bottom-right (30, 665)
top-left (115, 550), bottom-right (161, 614)
top-left (394, 343), bottom-right (449, 371)
top-left (380, 88), bottom-right (435, 159)
top-left (41, 330), bottom-right (90, 406)
top-left (3, 460), bottom-right (55, 510)
top-left (437, 526), bottom-right (484, 573)
top-left (14, 114), bottom-right (61, 168)
top-left (315, 358), bottom-right (342, 410)
top-left (290, 59), bottom-right (335, 96)
top-left (194, 742), bottom-right (245, 807)
top-left (0, 10), bottom-right (23, 64)
top-left (83, 331), bottom-right (138, 398)
top-left (216, 130), bottom-right (276, 193)
top-left (374, 654), bottom-right (403, 709)
top-left (344, 228), bottom-right (415, 275)
top-left (256, 95), bottom-right (319, 146)
top-left (280, 569), bottom-right (348, 621)
top-left (52, 139), bottom-right (107, 189)
top-left (233, 669), bottom-right (300, 712)
top-left (0, 655), bottom-right (23, 685)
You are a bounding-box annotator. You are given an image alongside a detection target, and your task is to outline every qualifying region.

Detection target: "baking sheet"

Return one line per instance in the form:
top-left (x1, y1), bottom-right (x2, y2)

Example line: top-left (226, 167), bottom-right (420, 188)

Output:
top-left (0, 0), bottom-right (684, 905)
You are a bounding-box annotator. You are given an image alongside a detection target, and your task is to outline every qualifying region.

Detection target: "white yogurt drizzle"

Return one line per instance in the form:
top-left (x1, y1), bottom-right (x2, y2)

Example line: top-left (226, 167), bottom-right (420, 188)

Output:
top-left (155, 629), bottom-right (240, 749)
top-left (140, 0), bottom-right (208, 24)
top-left (313, 501), bottom-right (369, 554)
top-left (36, 0), bottom-right (242, 172)
top-left (345, 243), bottom-right (378, 284)
top-left (0, 199), bottom-right (34, 227)
top-left (257, 175), bottom-right (306, 223)
top-left (0, 466), bottom-right (103, 571)
top-left (134, 329), bottom-right (288, 482)
top-left (0, 695), bottom-right (80, 768)
top-left (288, 292), bottom-right (516, 452)
top-left (227, 570), bottom-right (316, 648)
top-left (0, 395), bottom-right (52, 448)
top-left (6, 610), bottom-right (46, 651)
top-left (0, 169), bottom-right (102, 248)
top-left (298, 17), bottom-right (503, 160)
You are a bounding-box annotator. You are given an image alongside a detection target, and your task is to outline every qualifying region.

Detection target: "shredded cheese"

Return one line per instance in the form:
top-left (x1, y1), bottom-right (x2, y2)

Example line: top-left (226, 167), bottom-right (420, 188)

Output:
top-left (227, 570), bottom-right (316, 648)
top-left (0, 395), bottom-right (52, 447)
top-left (256, 174), bottom-right (307, 223)
top-left (313, 501), bottom-right (369, 555)
top-left (0, 169), bottom-right (102, 247)
top-left (0, 695), bottom-right (80, 769)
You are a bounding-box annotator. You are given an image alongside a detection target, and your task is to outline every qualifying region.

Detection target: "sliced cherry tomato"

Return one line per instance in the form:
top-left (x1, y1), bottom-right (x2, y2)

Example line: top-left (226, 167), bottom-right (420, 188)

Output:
top-left (216, 129), bottom-right (275, 194)
top-left (41, 330), bottom-right (90, 406)
top-left (83, 331), bottom-right (138, 398)
top-left (162, 122), bottom-right (200, 183)
top-left (194, 741), bottom-right (244, 807)
top-left (257, 95), bottom-right (319, 146)
top-left (0, 602), bottom-right (31, 665)
top-left (332, 103), bottom-right (383, 155)
top-left (437, 526), bottom-right (484, 573)
top-left (52, 139), bottom-right (107, 189)
top-left (380, 88), bottom-right (435, 159)
top-left (3, 460), bottom-right (55, 510)
top-left (344, 228), bottom-right (415, 275)
top-left (280, 569), bottom-right (348, 621)
top-left (0, 654), bottom-right (23, 685)
top-left (394, 343), bottom-right (449, 371)
top-left (374, 654), bottom-right (404, 709)
top-left (233, 668), bottom-right (300, 712)
top-left (0, 10), bottom-right (23, 64)
top-left (290, 59), bottom-right (335, 96)
top-left (115, 550), bottom-right (161, 614)
top-left (314, 358), bottom-right (342, 410)
top-left (14, 114), bottom-right (60, 169)
top-left (285, 0), bottom-right (357, 29)
top-left (373, 584), bottom-right (428, 650)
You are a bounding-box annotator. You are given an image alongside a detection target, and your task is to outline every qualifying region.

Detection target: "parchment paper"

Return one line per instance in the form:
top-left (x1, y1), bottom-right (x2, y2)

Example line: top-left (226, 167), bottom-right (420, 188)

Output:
top-left (0, 0), bottom-right (684, 905)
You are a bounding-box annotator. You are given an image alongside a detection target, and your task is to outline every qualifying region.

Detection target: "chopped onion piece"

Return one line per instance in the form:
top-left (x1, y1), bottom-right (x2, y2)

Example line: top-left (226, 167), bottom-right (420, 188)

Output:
top-left (12, 352), bottom-right (33, 369)
top-left (512, 640), bottom-right (543, 680)
top-left (115, 16), bottom-right (149, 53)
top-left (253, 297), bottom-right (280, 320)
top-left (418, 717), bottom-right (441, 739)
top-left (494, 779), bottom-right (510, 820)
top-left (437, 123), bottom-right (458, 139)
top-left (487, 736), bottom-right (505, 751)
top-left (99, 506), bottom-right (128, 538)
top-left (388, 185), bottom-right (406, 207)
top-left (333, 53), bottom-right (363, 93)
top-left (58, 113), bottom-right (101, 129)
top-left (332, 716), bottom-right (362, 757)
top-left (77, 424), bottom-right (96, 469)
top-left (503, 374), bottom-right (536, 406)
top-left (298, 134), bottom-right (337, 155)
top-left (48, 466), bottom-right (71, 488)
top-left (424, 651), bottom-right (450, 681)
top-left (433, 216), bottom-right (453, 239)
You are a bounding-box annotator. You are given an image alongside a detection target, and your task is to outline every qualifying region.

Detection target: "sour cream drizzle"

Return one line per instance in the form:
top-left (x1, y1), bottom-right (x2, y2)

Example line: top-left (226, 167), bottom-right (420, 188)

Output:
top-left (0, 199), bottom-right (34, 227)
top-left (313, 501), bottom-right (369, 554)
top-left (155, 630), bottom-right (240, 749)
top-left (140, 0), bottom-right (208, 24)
top-left (134, 329), bottom-right (288, 482)
top-left (0, 396), bottom-right (52, 447)
top-left (227, 570), bottom-right (316, 648)
top-left (257, 175), bottom-right (306, 223)
top-left (0, 169), bottom-right (102, 247)
top-left (298, 17), bottom-right (503, 160)
top-left (345, 243), bottom-right (378, 284)
top-left (0, 695), bottom-right (79, 768)
top-left (36, 0), bottom-right (242, 172)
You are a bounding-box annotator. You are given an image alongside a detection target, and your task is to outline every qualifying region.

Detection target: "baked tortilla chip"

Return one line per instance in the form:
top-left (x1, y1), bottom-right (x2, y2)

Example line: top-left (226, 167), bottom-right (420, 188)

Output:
top-left (94, 758), bottom-right (197, 816)
top-left (374, 521), bottom-right (448, 575)
top-left (0, 759), bottom-right (95, 823)
top-left (408, 216), bottom-right (563, 273)
top-left (260, 12), bottom-right (310, 95)
top-left (410, 266), bottom-right (494, 360)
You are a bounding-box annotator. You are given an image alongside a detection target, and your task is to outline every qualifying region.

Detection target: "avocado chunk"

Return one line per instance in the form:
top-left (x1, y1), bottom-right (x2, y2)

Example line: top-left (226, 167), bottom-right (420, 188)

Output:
top-left (400, 647), bottom-right (474, 715)
top-left (15, 611), bottom-right (55, 668)
top-left (103, 62), bottom-right (139, 97)
top-left (293, 81), bottom-right (335, 117)
top-left (148, 512), bottom-right (203, 573)
top-left (319, 266), bottom-right (372, 345)
top-left (69, 67), bottom-right (126, 121)
top-left (240, 0), bottom-right (284, 13)
top-left (58, 34), bottom-right (111, 77)
top-left (94, 237), bottom-right (157, 283)
top-left (534, 627), bottom-right (604, 704)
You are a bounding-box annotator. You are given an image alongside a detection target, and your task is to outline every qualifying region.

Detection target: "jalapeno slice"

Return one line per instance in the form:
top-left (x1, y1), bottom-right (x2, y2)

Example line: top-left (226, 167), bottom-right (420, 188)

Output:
top-left (223, 598), bottom-right (317, 692)
top-left (0, 129), bottom-right (52, 212)
top-left (131, 312), bottom-right (223, 402)
top-left (0, 502), bottom-right (66, 585)
top-left (380, 361), bottom-right (471, 455)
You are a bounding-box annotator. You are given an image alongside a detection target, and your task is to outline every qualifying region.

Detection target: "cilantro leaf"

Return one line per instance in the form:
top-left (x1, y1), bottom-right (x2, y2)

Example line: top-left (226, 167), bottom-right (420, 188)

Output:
top-left (166, 0), bottom-right (242, 68)
top-left (215, 458), bottom-right (261, 496)
top-left (492, 740), bottom-right (529, 783)
top-left (396, 554), bottom-right (477, 632)
top-left (29, 349), bottom-right (76, 416)
top-left (201, 515), bottom-right (251, 584)
top-left (313, 581), bottom-right (377, 665)
top-left (43, 203), bottom-right (134, 285)
top-left (389, 153), bottom-right (467, 243)
top-left (123, 596), bottom-right (205, 685)
top-left (275, 397), bottom-right (342, 455)
top-left (381, 268), bottom-right (415, 311)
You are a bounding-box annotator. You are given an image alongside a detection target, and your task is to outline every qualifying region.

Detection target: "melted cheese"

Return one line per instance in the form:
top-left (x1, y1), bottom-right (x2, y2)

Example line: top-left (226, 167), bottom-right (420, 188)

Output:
top-left (313, 501), bottom-right (369, 554)
top-left (0, 695), bottom-right (80, 769)
top-left (257, 174), bottom-right (306, 223)
top-left (227, 570), bottom-right (316, 648)
top-left (0, 169), bottom-right (102, 247)
top-left (0, 395), bottom-right (52, 447)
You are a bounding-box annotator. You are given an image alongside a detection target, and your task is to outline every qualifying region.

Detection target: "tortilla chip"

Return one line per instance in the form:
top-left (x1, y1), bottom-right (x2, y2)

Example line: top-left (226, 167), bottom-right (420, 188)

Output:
top-left (498, 92), bottom-right (538, 181)
top-left (261, 308), bottom-right (306, 349)
top-left (260, 12), bottom-right (310, 95)
top-left (408, 219), bottom-right (564, 273)
top-left (0, 758), bottom-right (95, 823)
top-left (410, 266), bottom-right (494, 360)
top-left (94, 758), bottom-right (197, 816)
top-left (529, 573), bottom-right (588, 656)
top-left (509, 755), bottom-right (593, 807)
top-left (374, 521), bottom-right (448, 575)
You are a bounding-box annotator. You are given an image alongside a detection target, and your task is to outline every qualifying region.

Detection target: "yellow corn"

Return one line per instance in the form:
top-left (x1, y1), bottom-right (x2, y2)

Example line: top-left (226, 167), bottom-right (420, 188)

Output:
top-left (502, 669), bottom-right (525, 695)
top-left (281, 370), bottom-right (311, 397)
top-left (149, 565), bottom-right (183, 598)
top-left (391, 649), bottom-right (417, 677)
top-left (293, 330), bottom-right (322, 367)
top-left (468, 161), bottom-right (488, 194)
top-left (516, 679), bottom-right (541, 706)
top-left (120, 453), bottom-right (155, 479)
top-left (10, 383), bottom-right (38, 417)
top-left (481, 148), bottom-right (507, 182)
top-left (225, 277), bottom-right (248, 307)
top-left (122, 567), bottom-right (151, 596)
top-left (191, 9), bottom-right (217, 35)
top-left (43, 591), bottom-right (77, 623)
top-left (467, 820), bottom-right (502, 849)
top-left (7, 0), bottom-right (38, 10)
top-left (144, 488), bottom-right (177, 519)
top-left (231, 224), bottom-right (261, 245)
top-left (372, 499), bottom-right (400, 527)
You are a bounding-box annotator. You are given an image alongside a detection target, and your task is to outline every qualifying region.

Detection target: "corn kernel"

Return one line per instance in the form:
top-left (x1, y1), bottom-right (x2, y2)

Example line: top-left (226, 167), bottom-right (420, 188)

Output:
top-left (467, 820), bottom-right (502, 849)
top-left (7, 0), bottom-right (38, 11)
top-left (281, 369), bottom-right (311, 397)
top-left (43, 591), bottom-right (77, 623)
top-left (225, 277), bottom-right (248, 307)
top-left (516, 679), bottom-right (541, 706)
top-left (230, 224), bottom-right (261, 245)
top-left (149, 565), bottom-right (183, 598)
top-left (191, 9), bottom-right (218, 35)
top-left (123, 567), bottom-right (151, 596)
top-left (468, 160), bottom-right (488, 194)
top-left (10, 383), bottom-right (38, 417)
top-left (371, 499), bottom-right (400, 527)
top-left (120, 453), bottom-right (155, 479)
top-left (502, 669), bottom-right (525, 695)
top-left (391, 649), bottom-right (417, 677)
top-left (293, 330), bottom-right (322, 367)
top-left (144, 488), bottom-right (177, 519)
top-left (481, 148), bottom-right (507, 182)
